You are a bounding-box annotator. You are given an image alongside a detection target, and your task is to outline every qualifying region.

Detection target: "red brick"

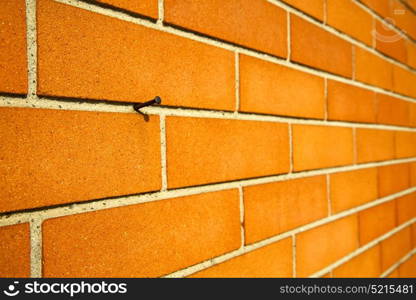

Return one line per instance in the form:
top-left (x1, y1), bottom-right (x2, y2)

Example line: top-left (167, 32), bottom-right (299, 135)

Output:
top-left (375, 20), bottom-right (407, 63)
top-left (94, 0), bottom-right (158, 18)
top-left (330, 168), bottom-right (378, 213)
top-left (395, 131), bottom-right (416, 158)
top-left (0, 223), bottom-right (30, 277)
top-left (397, 192), bottom-right (416, 224)
top-left (291, 15), bottom-right (352, 77)
top-left (380, 227), bottom-right (412, 271)
top-left (326, 0), bottom-right (373, 46)
top-left (378, 163), bottom-right (410, 197)
top-left (399, 255), bottom-right (416, 277)
top-left (392, 65), bottom-right (416, 98)
top-left (190, 238), bottom-right (292, 278)
top-left (281, 0), bottom-right (324, 20)
top-left (0, 107), bottom-right (161, 213)
top-left (166, 117), bottom-right (289, 188)
top-left (377, 94), bottom-right (410, 126)
top-left (356, 129), bottom-right (395, 163)
top-left (389, 0), bottom-right (416, 40)
top-left (292, 125), bottom-right (354, 171)
top-left (43, 189), bottom-right (241, 277)
top-left (239, 55), bottom-right (325, 119)
top-left (332, 245), bottom-right (381, 278)
top-left (164, 0), bottom-right (287, 57)
top-left (327, 80), bottom-right (377, 123)
top-left (360, 0), bottom-right (390, 18)
top-left (0, 0), bottom-right (27, 94)
top-left (37, 0), bottom-right (235, 111)
top-left (358, 201), bottom-right (397, 245)
top-left (296, 215), bottom-right (359, 277)
top-left (244, 176), bottom-right (327, 244)
top-left (355, 47), bottom-right (393, 90)
top-left (407, 40), bottom-right (416, 69)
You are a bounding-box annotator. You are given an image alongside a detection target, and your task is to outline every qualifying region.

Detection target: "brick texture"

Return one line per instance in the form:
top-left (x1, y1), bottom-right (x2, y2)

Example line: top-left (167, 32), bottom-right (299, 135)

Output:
top-left (281, 0), bottom-right (324, 20)
top-left (376, 94), bottom-right (410, 127)
top-left (375, 20), bottom-right (407, 63)
top-left (0, 224), bottom-right (30, 277)
top-left (93, 0), bottom-right (158, 18)
top-left (399, 255), bottom-right (416, 277)
top-left (378, 163), bottom-right (410, 197)
top-left (393, 65), bottom-right (416, 98)
top-left (395, 131), bottom-right (416, 158)
top-left (356, 129), bottom-right (395, 163)
top-left (380, 227), bottom-right (412, 271)
top-left (396, 192), bottom-right (416, 224)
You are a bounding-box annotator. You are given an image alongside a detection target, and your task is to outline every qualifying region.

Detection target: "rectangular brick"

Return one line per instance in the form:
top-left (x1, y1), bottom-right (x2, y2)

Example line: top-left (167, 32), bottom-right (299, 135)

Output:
top-left (378, 163), bottom-right (410, 197)
top-left (380, 227), bottom-right (412, 271)
top-left (94, 0), bottom-right (158, 18)
top-left (389, 0), bottom-right (416, 39)
top-left (239, 55), bottom-right (325, 119)
top-left (0, 0), bottom-right (27, 95)
top-left (244, 176), bottom-right (327, 244)
top-left (0, 223), bottom-right (30, 277)
top-left (395, 131), bottom-right (416, 158)
top-left (43, 189), bottom-right (241, 277)
top-left (356, 129), bottom-right (395, 163)
top-left (360, 0), bottom-right (390, 18)
top-left (399, 255), bottom-right (416, 277)
top-left (355, 47), bottom-right (393, 90)
top-left (296, 215), bottom-right (359, 277)
top-left (397, 192), bottom-right (416, 224)
top-left (358, 201), bottom-right (397, 245)
top-left (404, 0), bottom-right (416, 10)
top-left (330, 168), bottom-right (378, 213)
top-left (292, 125), bottom-right (354, 171)
top-left (413, 224), bottom-right (416, 247)
top-left (375, 20), bottom-right (407, 63)
top-left (164, 0), bottom-right (287, 57)
top-left (326, 0), bottom-right (373, 46)
top-left (327, 80), bottom-right (377, 123)
top-left (377, 94), bottom-right (410, 127)
top-left (332, 245), bottom-right (381, 278)
top-left (411, 163), bottom-right (416, 186)
top-left (291, 15), bottom-right (353, 77)
top-left (281, 0), bottom-right (324, 20)
top-left (37, 0), bottom-right (235, 111)
top-left (393, 65), bottom-right (416, 98)
top-left (411, 103), bottom-right (416, 127)
top-left (407, 40), bottom-right (416, 69)
top-left (0, 107), bottom-right (161, 213)
top-left (166, 117), bottom-right (289, 188)
top-left (190, 238), bottom-right (292, 278)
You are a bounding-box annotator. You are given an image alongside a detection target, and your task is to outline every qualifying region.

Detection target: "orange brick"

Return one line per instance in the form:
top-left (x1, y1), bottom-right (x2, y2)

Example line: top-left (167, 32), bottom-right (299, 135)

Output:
top-left (393, 65), bottom-right (416, 98)
top-left (358, 201), bottom-right (397, 245)
top-left (411, 163), bottom-right (416, 186)
top-left (291, 15), bottom-right (352, 77)
top-left (326, 0), bottom-right (373, 46)
top-left (296, 215), bottom-right (359, 277)
top-left (380, 227), bottom-right (412, 271)
top-left (292, 125), bottom-right (354, 171)
top-left (411, 103), bottom-right (416, 127)
top-left (332, 245), bottom-right (381, 278)
top-left (43, 189), bottom-right (241, 277)
top-left (377, 94), bottom-right (410, 126)
top-left (37, 0), bottom-right (235, 111)
top-left (164, 0), bottom-right (287, 57)
top-left (360, 0), bottom-right (390, 18)
top-left (378, 163), bottom-right (410, 197)
top-left (413, 224), bottom-right (416, 246)
top-left (0, 107), bottom-right (161, 213)
top-left (190, 238), bottom-right (292, 278)
top-left (389, 0), bottom-right (416, 40)
top-left (375, 20), bottom-right (407, 63)
top-left (0, 223), bottom-right (30, 277)
top-left (356, 129), bottom-right (395, 163)
top-left (244, 176), bottom-right (327, 244)
top-left (281, 0), bottom-right (324, 20)
top-left (399, 255), bottom-right (416, 277)
top-left (0, 0), bottom-right (27, 95)
top-left (388, 269), bottom-right (400, 277)
top-left (395, 131), bottom-right (416, 158)
top-left (166, 117), bottom-right (289, 188)
top-left (355, 47), bottom-right (393, 90)
top-left (397, 192), bottom-right (416, 224)
top-left (239, 55), bottom-right (325, 119)
top-left (327, 80), bottom-right (377, 123)
top-left (330, 168), bottom-right (378, 213)
top-left (407, 40), bottom-right (416, 69)
top-left (94, 0), bottom-right (158, 18)
top-left (404, 0), bottom-right (416, 10)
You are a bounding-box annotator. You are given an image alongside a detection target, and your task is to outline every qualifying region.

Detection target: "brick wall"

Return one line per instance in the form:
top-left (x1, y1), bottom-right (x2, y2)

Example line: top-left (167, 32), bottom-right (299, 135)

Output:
top-left (1, 0), bottom-right (416, 278)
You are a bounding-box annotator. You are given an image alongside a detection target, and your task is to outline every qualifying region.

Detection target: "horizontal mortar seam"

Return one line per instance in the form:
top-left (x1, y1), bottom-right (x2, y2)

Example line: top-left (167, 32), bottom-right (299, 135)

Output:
top-left (380, 250), bottom-right (416, 278)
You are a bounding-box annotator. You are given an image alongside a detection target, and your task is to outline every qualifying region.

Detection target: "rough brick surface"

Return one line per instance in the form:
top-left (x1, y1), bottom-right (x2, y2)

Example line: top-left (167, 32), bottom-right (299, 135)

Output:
top-left (356, 129), bottom-right (395, 163)
top-left (377, 94), bottom-right (410, 127)
top-left (360, 0), bottom-right (390, 18)
top-left (375, 20), bottom-right (407, 63)
top-left (164, 0), bottom-right (287, 57)
top-left (166, 117), bottom-right (289, 188)
top-left (380, 227), bottom-right (412, 271)
top-left (281, 0), bottom-right (324, 20)
top-left (94, 0), bottom-right (158, 18)
top-left (378, 164), bottom-right (410, 197)
top-left (244, 176), bottom-right (327, 244)
top-left (396, 192), bottom-right (416, 224)
top-left (0, 107), bottom-right (161, 213)
top-left (393, 65), bottom-right (416, 98)
top-left (43, 190), bottom-right (241, 277)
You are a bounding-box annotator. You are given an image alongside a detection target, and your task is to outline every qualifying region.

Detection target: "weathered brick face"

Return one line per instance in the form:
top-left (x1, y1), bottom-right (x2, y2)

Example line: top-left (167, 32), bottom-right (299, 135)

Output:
top-left (0, 0), bottom-right (415, 278)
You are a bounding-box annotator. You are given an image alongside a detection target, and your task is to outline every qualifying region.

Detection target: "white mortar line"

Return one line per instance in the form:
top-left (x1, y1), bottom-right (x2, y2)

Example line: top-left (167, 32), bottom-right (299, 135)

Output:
top-left (29, 217), bottom-right (42, 278)
top-left (326, 174), bottom-right (332, 216)
top-left (2, 96), bottom-right (416, 132)
top-left (238, 186), bottom-right (245, 249)
top-left (292, 235), bottom-right (297, 278)
top-left (381, 250), bottom-right (416, 277)
top-left (234, 52), bottom-right (240, 112)
top-left (310, 218), bottom-right (416, 278)
top-left (25, 0), bottom-right (37, 99)
top-left (157, 0), bottom-right (164, 24)
top-left (50, 0), bottom-right (416, 104)
top-left (159, 115), bottom-right (168, 191)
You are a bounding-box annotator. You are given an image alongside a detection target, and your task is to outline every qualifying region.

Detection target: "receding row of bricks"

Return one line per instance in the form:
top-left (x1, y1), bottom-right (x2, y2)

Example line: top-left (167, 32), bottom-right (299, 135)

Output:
top-left (1, 106), bottom-right (416, 213)
top-left (3, 0), bottom-right (416, 108)
top-left (1, 187), bottom-right (415, 277)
